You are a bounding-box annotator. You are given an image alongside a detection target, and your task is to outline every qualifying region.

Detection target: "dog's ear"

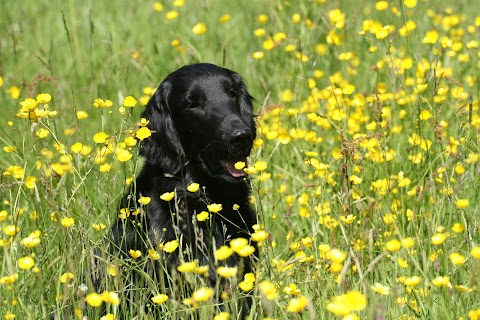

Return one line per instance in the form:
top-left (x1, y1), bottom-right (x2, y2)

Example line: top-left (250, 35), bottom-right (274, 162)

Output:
top-left (139, 82), bottom-right (185, 174)
top-left (231, 72), bottom-right (256, 133)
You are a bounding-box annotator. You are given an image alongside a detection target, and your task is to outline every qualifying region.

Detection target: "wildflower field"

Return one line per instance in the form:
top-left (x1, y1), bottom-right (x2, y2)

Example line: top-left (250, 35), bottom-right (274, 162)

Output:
top-left (1, 0), bottom-right (480, 319)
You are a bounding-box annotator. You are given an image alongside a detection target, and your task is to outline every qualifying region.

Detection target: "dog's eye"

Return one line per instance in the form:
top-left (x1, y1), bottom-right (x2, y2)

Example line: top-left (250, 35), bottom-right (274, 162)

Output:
top-left (186, 98), bottom-right (205, 109)
top-left (230, 88), bottom-right (238, 99)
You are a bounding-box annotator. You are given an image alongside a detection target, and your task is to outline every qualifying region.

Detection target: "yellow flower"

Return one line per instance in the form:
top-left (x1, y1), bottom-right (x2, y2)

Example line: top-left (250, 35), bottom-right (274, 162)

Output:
top-left (207, 203), bottom-right (222, 213)
top-left (326, 249), bottom-right (347, 263)
top-left (18, 256), bottom-right (35, 270)
top-left (187, 182), bottom-right (200, 192)
top-left (138, 196), bottom-right (151, 205)
top-left (455, 199), bottom-right (469, 209)
top-left (215, 246), bottom-right (233, 261)
top-left (76, 110), bottom-right (88, 120)
top-left (422, 30), bottom-right (439, 44)
top-left (4, 225), bottom-right (19, 236)
top-left (252, 51), bottom-right (265, 60)
top-left (92, 223), bottom-right (106, 231)
top-left (148, 249), bottom-right (160, 260)
top-left (251, 230), bottom-right (268, 242)
top-left (0, 273), bottom-right (18, 284)
top-left (326, 291), bottom-right (367, 316)
top-left (214, 312), bottom-right (230, 320)
top-left (196, 211), bottom-right (209, 222)
top-left (124, 136), bottom-right (137, 147)
top-left (385, 239), bottom-right (401, 252)
top-left (371, 283), bottom-right (390, 295)
top-left (173, 0), bottom-right (184, 7)
top-left (137, 117), bottom-right (150, 126)
top-left (36, 128), bottom-right (50, 138)
top-left (93, 98), bottom-right (113, 108)
top-left (257, 14), bottom-right (268, 24)
top-left (19, 99), bottom-right (38, 114)
top-left (129, 250), bottom-right (142, 258)
top-left (86, 293), bottom-right (103, 307)
top-left (230, 238), bottom-right (248, 251)
top-left (375, 1), bottom-right (388, 11)
top-left (192, 22), bottom-right (207, 35)
top-left (3, 145), bottom-right (17, 153)
top-left (404, 0), bottom-right (417, 8)
top-left (116, 149), bottom-right (132, 162)
top-left (108, 265), bottom-right (117, 277)
top-left (36, 93), bottom-right (51, 103)
top-left (472, 247), bottom-right (480, 259)
top-left (3, 166), bottom-right (24, 179)
top-left (8, 86), bottom-right (21, 99)
top-left (449, 252), bottom-right (466, 266)
top-left (160, 191), bottom-right (175, 201)
top-left (419, 109), bottom-right (432, 120)
top-left (71, 142), bottom-right (83, 153)
top-left (136, 127), bottom-right (152, 140)
top-left (25, 176), bottom-right (36, 189)
top-left (118, 208), bottom-right (130, 219)
top-left (162, 239), bottom-right (179, 253)
top-left (219, 14), bottom-right (231, 24)
top-left (454, 163), bottom-right (465, 175)
top-left (340, 214), bottom-right (356, 224)
top-left (287, 295), bottom-right (308, 313)
top-left (431, 233), bottom-right (447, 245)
top-left (5, 313), bottom-right (15, 320)
top-left (192, 287), bottom-right (213, 302)
top-left (93, 132), bottom-right (108, 144)
top-left (123, 96), bottom-right (137, 107)
top-left (20, 231), bottom-right (41, 248)
top-left (375, 27), bottom-right (389, 40)
top-left (60, 272), bottom-right (74, 283)
top-left (152, 2), bottom-right (163, 11)
top-left (451, 223), bottom-right (465, 233)
top-left (102, 291), bottom-right (120, 305)
top-left (404, 276), bottom-right (422, 287)
top-left (238, 273), bottom-right (255, 291)
top-left (217, 266), bottom-right (238, 278)
top-left (177, 261), bottom-right (198, 273)
top-left (259, 280), bottom-right (279, 300)
top-left (61, 217), bottom-right (75, 228)
top-left (349, 175), bottom-right (362, 185)
top-left (328, 9), bottom-right (345, 28)
top-left (284, 283), bottom-right (301, 296)
top-left (401, 237), bottom-right (415, 248)
top-left (151, 294), bottom-right (168, 304)
top-left (432, 276), bottom-right (451, 288)
top-left (166, 11), bottom-right (178, 20)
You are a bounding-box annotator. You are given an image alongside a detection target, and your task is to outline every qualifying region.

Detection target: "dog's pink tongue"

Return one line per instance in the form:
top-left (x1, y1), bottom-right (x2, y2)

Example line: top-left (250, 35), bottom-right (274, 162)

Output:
top-left (221, 160), bottom-right (246, 177)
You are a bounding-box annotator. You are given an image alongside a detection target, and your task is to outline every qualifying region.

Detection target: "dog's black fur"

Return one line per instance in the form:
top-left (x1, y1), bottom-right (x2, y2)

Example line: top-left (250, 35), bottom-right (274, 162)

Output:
top-left (103, 63), bottom-right (257, 315)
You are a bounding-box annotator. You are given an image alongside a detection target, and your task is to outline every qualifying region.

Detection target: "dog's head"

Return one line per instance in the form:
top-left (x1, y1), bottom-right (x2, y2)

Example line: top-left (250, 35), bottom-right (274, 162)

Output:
top-left (140, 63), bottom-right (256, 183)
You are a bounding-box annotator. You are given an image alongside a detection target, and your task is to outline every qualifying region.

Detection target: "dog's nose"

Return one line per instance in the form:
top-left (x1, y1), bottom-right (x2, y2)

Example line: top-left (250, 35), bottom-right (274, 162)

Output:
top-left (230, 129), bottom-right (252, 149)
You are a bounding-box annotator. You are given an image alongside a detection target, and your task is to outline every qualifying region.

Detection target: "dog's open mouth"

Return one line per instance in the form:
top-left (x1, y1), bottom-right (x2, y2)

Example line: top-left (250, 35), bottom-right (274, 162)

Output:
top-left (201, 153), bottom-right (248, 179)
top-left (219, 159), bottom-right (247, 178)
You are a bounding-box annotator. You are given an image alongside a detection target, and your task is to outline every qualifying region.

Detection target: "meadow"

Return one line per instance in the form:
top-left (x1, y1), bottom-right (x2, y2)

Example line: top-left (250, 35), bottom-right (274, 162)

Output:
top-left (1, 0), bottom-right (480, 319)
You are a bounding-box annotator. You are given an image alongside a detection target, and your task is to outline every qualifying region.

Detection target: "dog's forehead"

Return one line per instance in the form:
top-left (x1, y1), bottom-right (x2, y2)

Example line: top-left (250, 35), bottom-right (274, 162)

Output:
top-left (170, 74), bottom-right (234, 98)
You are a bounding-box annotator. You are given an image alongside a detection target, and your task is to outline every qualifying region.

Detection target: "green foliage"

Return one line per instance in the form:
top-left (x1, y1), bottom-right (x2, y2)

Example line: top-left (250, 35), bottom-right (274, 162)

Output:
top-left (1, 0), bottom-right (480, 319)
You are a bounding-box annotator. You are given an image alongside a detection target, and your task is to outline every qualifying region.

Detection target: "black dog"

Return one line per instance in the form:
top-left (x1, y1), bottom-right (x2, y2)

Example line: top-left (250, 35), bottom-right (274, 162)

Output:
top-left (103, 63), bottom-right (257, 315)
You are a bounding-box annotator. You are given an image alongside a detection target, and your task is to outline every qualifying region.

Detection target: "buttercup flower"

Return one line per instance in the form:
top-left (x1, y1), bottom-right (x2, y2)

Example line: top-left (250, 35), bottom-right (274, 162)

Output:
top-left (136, 127), bottom-right (152, 140)
top-left (123, 96), bottom-right (137, 107)
top-left (152, 294), bottom-right (168, 304)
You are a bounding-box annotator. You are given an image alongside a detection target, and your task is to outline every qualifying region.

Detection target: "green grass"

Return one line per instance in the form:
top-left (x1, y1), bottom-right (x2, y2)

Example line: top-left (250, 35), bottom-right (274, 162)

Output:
top-left (1, 0), bottom-right (480, 319)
